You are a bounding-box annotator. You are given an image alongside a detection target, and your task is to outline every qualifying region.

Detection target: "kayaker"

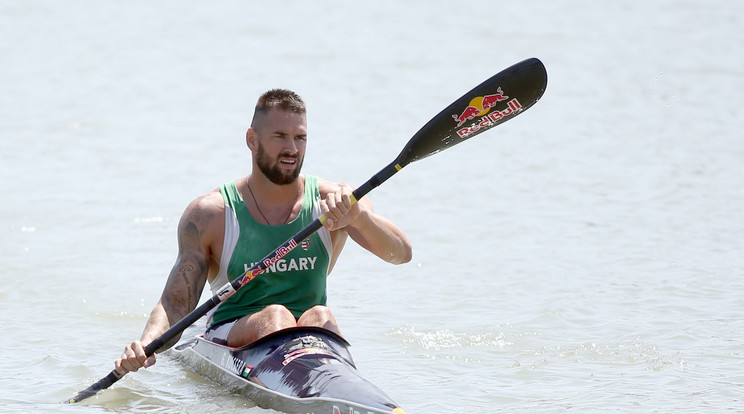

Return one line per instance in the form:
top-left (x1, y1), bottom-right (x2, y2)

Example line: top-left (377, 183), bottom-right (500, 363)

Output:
top-left (115, 89), bottom-right (412, 375)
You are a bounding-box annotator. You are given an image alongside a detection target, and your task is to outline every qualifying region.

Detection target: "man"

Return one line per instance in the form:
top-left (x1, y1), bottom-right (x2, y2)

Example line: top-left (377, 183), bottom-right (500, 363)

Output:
top-left (116, 89), bottom-right (412, 374)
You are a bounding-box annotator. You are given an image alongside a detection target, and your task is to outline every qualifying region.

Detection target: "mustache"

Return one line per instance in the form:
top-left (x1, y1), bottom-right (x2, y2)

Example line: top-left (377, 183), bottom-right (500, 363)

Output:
top-left (278, 152), bottom-right (299, 160)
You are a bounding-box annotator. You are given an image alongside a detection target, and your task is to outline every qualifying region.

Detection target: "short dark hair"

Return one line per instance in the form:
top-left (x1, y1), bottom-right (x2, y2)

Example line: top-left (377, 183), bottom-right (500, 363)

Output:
top-left (251, 89), bottom-right (306, 128)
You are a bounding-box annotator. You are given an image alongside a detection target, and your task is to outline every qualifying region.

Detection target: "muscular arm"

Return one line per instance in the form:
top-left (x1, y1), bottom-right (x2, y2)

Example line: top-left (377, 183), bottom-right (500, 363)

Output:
top-left (320, 181), bottom-right (412, 265)
top-left (140, 218), bottom-right (209, 350)
top-left (116, 192), bottom-right (222, 374)
top-left (345, 200), bottom-right (412, 264)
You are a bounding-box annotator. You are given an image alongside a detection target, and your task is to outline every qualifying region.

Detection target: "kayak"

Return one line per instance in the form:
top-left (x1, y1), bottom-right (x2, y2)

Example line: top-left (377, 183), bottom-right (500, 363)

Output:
top-left (171, 326), bottom-right (406, 414)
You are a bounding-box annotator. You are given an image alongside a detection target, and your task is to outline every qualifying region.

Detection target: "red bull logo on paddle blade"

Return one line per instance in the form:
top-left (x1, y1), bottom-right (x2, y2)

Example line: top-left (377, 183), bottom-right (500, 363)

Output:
top-left (452, 87), bottom-right (509, 127)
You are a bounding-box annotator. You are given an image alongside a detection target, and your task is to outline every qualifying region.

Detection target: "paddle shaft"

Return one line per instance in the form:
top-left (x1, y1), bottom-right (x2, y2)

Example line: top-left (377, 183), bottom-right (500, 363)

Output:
top-left (67, 58), bottom-right (547, 403)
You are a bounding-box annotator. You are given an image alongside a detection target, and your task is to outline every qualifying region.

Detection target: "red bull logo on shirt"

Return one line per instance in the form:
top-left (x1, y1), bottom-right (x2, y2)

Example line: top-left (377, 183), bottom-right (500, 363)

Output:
top-left (452, 87), bottom-right (523, 139)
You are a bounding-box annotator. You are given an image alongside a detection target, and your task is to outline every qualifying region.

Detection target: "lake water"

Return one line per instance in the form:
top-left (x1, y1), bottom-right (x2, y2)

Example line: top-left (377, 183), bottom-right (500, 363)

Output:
top-left (1, 1), bottom-right (743, 413)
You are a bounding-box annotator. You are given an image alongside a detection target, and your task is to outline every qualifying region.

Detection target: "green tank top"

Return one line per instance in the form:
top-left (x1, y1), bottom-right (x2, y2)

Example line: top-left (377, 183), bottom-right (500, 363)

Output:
top-left (210, 176), bottom-right (332, 326)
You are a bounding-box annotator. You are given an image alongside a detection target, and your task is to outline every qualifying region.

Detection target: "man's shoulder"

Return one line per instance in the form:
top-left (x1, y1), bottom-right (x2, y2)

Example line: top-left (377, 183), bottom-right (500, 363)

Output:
top-left (197, 186), bottom-right (225, 208)
top-left (181, 188), bottom-right (226, 225)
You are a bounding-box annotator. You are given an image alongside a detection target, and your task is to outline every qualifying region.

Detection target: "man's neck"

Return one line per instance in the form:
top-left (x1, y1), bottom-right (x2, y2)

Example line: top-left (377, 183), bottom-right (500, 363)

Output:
top-left (244, 174), bottom-right (303, 207)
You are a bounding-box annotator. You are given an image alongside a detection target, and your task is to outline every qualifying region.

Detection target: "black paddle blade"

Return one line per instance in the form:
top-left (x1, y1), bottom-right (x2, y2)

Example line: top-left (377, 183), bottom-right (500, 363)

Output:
top-left (65, 370), bottom-right (122, 403)
top-left (395, 57), bottom-right (547, 167)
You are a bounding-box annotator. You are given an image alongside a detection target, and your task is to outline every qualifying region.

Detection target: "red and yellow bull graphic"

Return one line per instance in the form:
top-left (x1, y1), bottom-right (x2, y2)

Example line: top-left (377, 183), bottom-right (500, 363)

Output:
top-left (452, 86), bottom-right (523, 139)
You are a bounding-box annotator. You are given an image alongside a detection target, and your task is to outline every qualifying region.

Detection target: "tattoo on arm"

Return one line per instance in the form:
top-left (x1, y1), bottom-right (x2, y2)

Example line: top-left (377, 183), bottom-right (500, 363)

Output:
top-left (157, 219), bottom-right (210, 348)
top-left (143, 193), bottom-right (222, 351)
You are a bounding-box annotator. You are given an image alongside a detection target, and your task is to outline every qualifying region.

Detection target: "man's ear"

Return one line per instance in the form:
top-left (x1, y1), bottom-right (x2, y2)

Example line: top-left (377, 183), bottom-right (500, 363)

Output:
top-left (246, 128), bottom-right (257, 151)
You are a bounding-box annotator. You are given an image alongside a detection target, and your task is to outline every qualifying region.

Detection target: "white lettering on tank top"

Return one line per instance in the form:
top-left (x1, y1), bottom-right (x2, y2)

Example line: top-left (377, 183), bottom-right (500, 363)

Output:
top-left (244, 256), bottom-right (318, 275)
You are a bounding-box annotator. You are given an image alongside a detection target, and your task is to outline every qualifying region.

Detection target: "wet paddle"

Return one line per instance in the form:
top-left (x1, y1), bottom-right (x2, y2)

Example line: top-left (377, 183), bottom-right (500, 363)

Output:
top-left (67, 57), bottom-right (547, 403)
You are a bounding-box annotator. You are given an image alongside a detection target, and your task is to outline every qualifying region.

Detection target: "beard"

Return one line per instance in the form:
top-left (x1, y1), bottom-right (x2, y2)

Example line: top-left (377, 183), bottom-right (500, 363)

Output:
top-left (256, 141), bottom-right (304, 185)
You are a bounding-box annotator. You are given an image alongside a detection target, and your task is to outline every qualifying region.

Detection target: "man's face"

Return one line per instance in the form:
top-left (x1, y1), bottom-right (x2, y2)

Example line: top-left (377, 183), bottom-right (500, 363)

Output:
top-left (253, 109), bottom-right (307, 185)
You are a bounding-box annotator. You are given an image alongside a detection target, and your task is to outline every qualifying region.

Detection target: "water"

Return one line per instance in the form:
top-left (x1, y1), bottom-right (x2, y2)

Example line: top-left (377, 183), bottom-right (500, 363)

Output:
top-left (1, 1), bottom-right (743, 412)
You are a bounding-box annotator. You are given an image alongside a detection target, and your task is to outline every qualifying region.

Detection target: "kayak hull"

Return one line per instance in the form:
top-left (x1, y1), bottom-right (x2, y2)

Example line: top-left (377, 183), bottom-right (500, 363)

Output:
top-left (172, 326), bottom-right (405, 414)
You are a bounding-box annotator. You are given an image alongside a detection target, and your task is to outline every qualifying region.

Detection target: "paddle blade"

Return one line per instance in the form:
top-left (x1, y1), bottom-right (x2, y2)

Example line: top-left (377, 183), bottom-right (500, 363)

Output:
top-left (395, 57), bottom-right (547, 167)
top-left (65, 370), bottom-right (123, 403)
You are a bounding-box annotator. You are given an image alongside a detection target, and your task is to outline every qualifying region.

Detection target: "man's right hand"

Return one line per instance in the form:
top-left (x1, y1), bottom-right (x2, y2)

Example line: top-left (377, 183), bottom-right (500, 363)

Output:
top-left (115, 340), bottom-right (157, 375)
